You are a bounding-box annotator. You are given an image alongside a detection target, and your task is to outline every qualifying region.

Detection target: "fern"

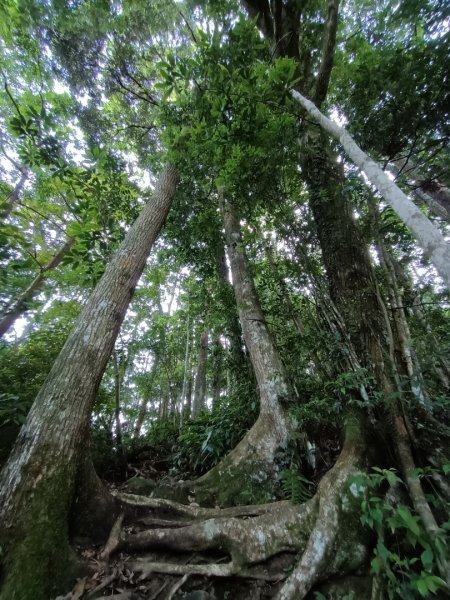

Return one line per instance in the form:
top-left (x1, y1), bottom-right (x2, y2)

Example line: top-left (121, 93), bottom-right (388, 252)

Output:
top-left (280, 469), bottom-right (312, 504)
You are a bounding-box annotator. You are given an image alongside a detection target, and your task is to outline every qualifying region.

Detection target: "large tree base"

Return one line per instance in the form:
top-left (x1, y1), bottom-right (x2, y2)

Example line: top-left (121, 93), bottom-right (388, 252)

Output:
top-left (80, 419), bottom-right (370, 600)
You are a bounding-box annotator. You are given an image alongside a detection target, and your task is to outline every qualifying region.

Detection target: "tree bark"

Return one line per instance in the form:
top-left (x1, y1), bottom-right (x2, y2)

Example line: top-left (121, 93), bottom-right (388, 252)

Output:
top-left (0, 237), bottom-right (75, 338)
top-left (0, 164), bottom-right (178, 600)
top-left (291, 89), bottom-right (450, 290)
top-left (389, 156), bottom-right (450, 222)
top-left (192, 327), bottom-right (209, 417)
top-left (192, 199), bottom-right (292, 505)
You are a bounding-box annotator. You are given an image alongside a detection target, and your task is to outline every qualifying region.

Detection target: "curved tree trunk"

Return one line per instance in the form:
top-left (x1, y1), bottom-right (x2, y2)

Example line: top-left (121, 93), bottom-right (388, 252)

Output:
top-left (192, 199), bottom-right (292, 506)
top-left (0, 164), bottom-right (178, 600)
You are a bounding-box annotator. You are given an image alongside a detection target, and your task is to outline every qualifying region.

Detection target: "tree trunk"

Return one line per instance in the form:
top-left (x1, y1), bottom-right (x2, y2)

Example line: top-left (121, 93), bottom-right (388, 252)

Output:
top-left (184, 375), bottom-right (193, 420)
top-left (113, 350), bottom-right (128, 476)
top-left (134, 357), bottom-right (159, 437)
top-left (0, 164), bottom-right (178, 600)
top-left (216, 242), bottom-right (248, 381)
top-left (179, 310), bottom-right (191, 427)
top-left (291, 89), bottom-right (450, 290)
top-left (212, 336), bottom-right (223, 410)
top-left (192, 198), bottom-right (292, 506)
top-left (192, 328), bottom-right (209, 418)
top-left (0, 237), bottom-right (74, 338)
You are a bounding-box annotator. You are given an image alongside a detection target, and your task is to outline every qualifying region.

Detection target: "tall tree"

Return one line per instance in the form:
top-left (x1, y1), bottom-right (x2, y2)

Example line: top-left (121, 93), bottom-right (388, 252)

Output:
top-left (0, 164), bottom-right (178, 599)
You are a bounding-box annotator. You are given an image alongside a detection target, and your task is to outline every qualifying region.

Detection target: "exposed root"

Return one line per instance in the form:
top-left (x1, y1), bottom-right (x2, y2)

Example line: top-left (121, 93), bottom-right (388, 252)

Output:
top-left (100, 514), bottom-right (124, 562)
top-left (129, 559), bottom-right (285, 581)
top-left (102, 421), bottom-right (370, 600)
top-left (166, 574), bottom-right (189, 599)
top-left (95, 593), bottom-right (133, 600)
top-left (275, 417), bottom-right (369, 600)
top-left (119, 498), bottom-right (318, 564)
top-left (86, 569), bottom-right (118, 598)
top-left (114, 491), bottom-right (290, 521)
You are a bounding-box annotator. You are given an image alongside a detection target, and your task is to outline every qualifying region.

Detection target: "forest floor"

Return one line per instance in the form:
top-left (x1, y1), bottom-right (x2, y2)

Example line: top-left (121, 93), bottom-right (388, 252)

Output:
top-left (60, 473), bottom-right (293, 600)
top-left (57, 435), bottom-right (369, 600)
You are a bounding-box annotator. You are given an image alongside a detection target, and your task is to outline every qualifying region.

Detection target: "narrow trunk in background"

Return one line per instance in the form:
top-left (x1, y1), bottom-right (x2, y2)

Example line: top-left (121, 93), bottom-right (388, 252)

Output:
top-left (179, 310), bottom-right (191, 427)
top-left (192, 328), bottom-right (209, 418)
top-left (0, 164), bottom-right (178, 600)
top-left (212, 336), bottom-right (223, 410)
top-left (0, 237), bottom-right (74, 338)
top-left (113, 350), bottom-right (128, 475)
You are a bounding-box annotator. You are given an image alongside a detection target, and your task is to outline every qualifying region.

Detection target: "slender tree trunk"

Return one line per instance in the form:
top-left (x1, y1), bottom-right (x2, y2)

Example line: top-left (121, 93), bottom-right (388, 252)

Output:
top-left (1, 168), bottom-right (28, 221)
top-left (291, 89), bottom-right (450, 289)
top-left (159, 383), bottom-right (169, 419)
top-left (113, 350), bottom-right (128, 476)
top-left (134, 357), bottom-right (159, 437)
top-left (192, 328), bottom-right (209, 418)
top-left (184, 375), bottom-right (193, 420)
top-left (411, 301), bottom-right (450, 388)
top-left (216, 243), bottom-right (249, 385)
top-left (0, 237), bottom-right (74, 338)
top-left (193, 198), bottom-right (292, 504)
top-left (0, 164), bottom-right (178, 600)
top-left (179, 309), bottom-right (191, 428)
top-left (212, 336), bottom-right (223, 410)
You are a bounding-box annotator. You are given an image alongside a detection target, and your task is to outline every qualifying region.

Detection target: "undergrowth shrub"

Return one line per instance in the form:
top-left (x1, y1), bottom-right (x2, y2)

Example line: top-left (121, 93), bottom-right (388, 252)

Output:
top-left (354, 467), bottom-right (449, 599)
top-left (173, 382), bottom-right (258, 477)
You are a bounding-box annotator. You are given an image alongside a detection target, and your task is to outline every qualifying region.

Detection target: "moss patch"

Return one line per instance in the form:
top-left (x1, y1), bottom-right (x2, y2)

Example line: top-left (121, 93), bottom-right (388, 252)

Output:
top-left (194, 459), bottom-right (277, 507)
top-left (0, 464), bottom-right (78, 600)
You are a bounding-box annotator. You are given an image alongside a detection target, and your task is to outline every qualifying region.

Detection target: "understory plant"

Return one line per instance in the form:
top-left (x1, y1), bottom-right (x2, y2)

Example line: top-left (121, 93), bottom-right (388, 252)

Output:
top-left (356, 467), bottom-right (449, 599)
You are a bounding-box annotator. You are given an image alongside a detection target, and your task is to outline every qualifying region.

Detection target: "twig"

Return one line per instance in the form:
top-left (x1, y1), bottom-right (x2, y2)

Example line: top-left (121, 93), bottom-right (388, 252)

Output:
top-left (179, 11), bottom-right (198, 44)
top-left (86, 569), bottom-right (118, 598)
top-left (148, 580), bottom-right (169, 600)
top-left (100, 513), bottom-right (124, 562)
top-left (166, 573), bottom-right (189, 600)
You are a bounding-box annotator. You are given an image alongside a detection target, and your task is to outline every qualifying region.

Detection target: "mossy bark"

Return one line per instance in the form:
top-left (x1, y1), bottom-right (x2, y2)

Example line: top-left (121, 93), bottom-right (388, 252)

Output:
top-left (190, 199), bottom-right (291, 503)
top-left (0, 454), bottom-right (79, 600)
top-left (0, 166), bottom-right (178, 599)
top-left (118, 417), bottom-right (371, 600)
